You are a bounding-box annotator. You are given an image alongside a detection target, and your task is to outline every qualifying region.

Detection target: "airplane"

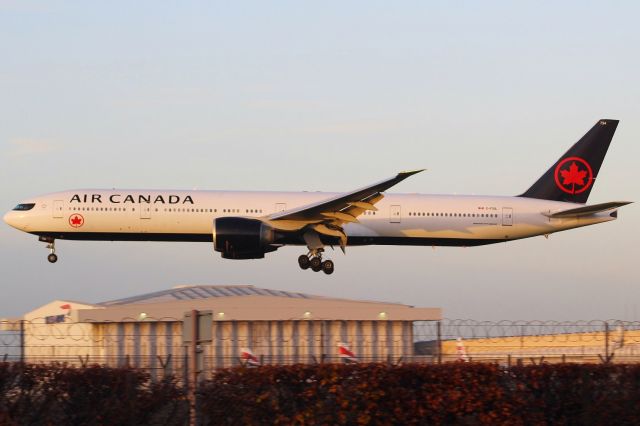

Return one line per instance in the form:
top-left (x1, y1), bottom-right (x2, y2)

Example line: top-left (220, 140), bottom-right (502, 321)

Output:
top-left (3, 119), bottom-right (631, 275)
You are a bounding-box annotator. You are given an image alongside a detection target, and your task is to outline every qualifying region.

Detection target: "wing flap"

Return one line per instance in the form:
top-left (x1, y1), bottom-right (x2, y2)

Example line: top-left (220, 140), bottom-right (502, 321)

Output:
top-left (321, 211), bottom-right (359, 223)
top-left (349, 201), bottom-right (378, 211)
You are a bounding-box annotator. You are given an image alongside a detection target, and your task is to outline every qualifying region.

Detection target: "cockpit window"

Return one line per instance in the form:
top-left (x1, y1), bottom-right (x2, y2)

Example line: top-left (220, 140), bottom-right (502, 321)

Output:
top-left (13, 203), bottom-right (35, 211)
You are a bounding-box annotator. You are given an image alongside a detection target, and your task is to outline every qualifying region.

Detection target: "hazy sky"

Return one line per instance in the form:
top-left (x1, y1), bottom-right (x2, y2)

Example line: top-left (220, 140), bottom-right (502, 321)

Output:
top-left (1, 1), bottom-right (638, 320)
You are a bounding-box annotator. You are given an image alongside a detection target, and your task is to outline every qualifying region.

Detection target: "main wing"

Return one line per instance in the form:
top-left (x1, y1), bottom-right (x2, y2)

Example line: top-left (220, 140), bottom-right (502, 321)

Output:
top-left (264, 170), bottom-right (424, 250)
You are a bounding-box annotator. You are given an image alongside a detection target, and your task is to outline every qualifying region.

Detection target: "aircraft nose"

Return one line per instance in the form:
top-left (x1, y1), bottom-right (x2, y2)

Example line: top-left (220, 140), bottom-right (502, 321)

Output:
top-left (3, 211), bottom-right (18, 229)
top-left (4, 211), bottom-right (12, 225)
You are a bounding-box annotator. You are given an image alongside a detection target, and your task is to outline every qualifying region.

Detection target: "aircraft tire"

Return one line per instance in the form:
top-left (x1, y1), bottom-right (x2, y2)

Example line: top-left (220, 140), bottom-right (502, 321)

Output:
top-left (298, 255), bottom-right (310, 270)
top-left (322, 260), bottom-right (334, 275)
top-left (310, 257), bottom-right (322, 272)
top-left (47, 253), bottom-right (58, 263)
top-left (310, 257), bottom-right (321, 269)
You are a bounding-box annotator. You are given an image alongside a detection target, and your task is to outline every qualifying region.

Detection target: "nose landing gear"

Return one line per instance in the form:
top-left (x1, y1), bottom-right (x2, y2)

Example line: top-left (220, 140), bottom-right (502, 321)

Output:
top-left (46, 241), bottom-right (58, 263)
top-left (297, 249), bottom-right (334, 275)
top-left (39, 236), bottom-right (58, 263)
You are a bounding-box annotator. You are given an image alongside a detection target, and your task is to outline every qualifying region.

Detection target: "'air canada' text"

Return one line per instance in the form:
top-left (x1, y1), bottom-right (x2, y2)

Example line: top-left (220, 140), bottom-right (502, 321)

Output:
top-left (70, 194), bottom-right (195, 204)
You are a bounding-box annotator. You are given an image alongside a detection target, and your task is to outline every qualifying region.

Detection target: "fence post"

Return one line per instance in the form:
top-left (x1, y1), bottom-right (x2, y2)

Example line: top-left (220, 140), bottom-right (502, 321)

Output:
top-left (604, 321), bottom-right (610, 364)
top-left (78, 354), bottom-right (89, 367)
top-left (436, 320), bottom-right (442, 364)
top-left (188, 309), bottom-right (198, 426)
top-left (19, 320), bottom-right (25, 364)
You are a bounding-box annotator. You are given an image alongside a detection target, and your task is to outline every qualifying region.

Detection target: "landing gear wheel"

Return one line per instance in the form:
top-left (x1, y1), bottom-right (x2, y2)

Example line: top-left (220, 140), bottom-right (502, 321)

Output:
top-left (47, 253), bottom-right (58, 263)
top-left (321, 260), bottom-right (334, 275)
top-left (310, 257), bottom-right (322, 272)
top-left (298, 255), bottom-right (310, 270)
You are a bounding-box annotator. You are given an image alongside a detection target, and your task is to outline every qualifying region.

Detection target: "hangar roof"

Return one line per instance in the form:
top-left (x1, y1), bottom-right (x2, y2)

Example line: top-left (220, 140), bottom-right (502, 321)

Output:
top-left (21, 285), bottom-right (441, 322)
top-left (99, 285), bottom-right (319, 306)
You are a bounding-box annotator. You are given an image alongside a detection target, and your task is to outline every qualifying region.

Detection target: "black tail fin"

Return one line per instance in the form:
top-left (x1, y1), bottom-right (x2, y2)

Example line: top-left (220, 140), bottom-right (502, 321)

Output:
top-left (519, 119), bottom-right (619, 204)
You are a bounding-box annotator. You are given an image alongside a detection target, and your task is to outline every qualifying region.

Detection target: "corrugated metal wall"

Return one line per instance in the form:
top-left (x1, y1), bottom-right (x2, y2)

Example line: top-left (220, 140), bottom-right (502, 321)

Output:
top-left (89, 320), bottom-right (414, 371)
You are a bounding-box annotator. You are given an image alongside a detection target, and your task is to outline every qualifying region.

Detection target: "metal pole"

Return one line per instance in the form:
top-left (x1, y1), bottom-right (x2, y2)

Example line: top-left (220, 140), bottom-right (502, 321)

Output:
top-left (436, 321), bottom-right (442, 364)
top-left (320, 321), bottom-right (324, 362)
top-left (19, 320), bottom-right (25, 364)
top-left (189, 310), bottom-right (199, 426)
top-left (604, 321), bottom-right (610, 363)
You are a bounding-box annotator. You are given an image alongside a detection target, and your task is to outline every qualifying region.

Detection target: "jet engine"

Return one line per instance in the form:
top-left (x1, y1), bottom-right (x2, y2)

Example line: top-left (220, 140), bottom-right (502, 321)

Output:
top-left (212, 217), bottom-right (278, 259)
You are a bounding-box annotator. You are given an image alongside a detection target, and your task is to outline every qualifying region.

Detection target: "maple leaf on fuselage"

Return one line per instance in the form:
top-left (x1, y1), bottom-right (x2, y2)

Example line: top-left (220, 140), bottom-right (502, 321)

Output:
top-left (560, 162), bottom-right (587, 187)
top-left (71, 216), bottom-right (82, 225)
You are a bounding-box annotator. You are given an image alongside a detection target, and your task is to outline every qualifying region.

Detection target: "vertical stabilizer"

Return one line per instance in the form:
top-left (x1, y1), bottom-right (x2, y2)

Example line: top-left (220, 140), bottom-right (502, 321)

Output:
top-left (519, 119), bottom-right (618, 203)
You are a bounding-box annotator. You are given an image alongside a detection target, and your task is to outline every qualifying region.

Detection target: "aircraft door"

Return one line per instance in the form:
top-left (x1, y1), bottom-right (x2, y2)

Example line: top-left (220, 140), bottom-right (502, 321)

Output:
top-left (390, 205), bottom-right (401, 223)
top-left (502, 207), bottom-right (513, 226)
top-left (275, 203), bottom-right (287, 213)
top-left (53, 200), bottom-right (64, 218)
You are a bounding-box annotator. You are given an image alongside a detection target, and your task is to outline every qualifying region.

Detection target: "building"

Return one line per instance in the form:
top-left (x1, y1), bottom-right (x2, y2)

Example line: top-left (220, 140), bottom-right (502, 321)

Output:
top-left (439, 326), bottom-right (640, 364)
top-left (1, 285), bottom-right (441, 377)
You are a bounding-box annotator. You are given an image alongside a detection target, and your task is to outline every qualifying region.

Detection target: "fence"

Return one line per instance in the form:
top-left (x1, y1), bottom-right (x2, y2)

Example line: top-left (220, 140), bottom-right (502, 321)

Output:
top-left (415, 319), bottom-right (640, 365)
top-left (3, 317), bottom-right (640, 382)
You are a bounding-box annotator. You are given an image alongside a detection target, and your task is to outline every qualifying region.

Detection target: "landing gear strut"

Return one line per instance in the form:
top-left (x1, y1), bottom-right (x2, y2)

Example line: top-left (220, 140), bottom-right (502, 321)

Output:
top-left (297, 249), bottom-right (334, 275)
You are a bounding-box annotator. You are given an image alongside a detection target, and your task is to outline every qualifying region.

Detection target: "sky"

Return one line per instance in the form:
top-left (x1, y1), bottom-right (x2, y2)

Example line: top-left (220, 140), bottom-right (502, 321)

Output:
top-left (0, 1), bottom-right (638, 321)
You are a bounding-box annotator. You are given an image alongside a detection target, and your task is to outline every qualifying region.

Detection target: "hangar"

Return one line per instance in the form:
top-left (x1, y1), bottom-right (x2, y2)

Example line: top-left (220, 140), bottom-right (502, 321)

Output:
top-left (2, 285), bottom-right (441, 377)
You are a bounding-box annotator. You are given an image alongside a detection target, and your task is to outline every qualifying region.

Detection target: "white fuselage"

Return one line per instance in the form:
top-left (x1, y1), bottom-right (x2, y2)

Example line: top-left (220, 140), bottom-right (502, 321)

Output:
top-left (3, 189), bottom-right (616, 247)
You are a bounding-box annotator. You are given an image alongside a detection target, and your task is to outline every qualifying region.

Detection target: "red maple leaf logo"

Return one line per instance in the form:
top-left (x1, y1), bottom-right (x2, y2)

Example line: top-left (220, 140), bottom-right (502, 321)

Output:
top-left (560, 162), bottom-right (587, 187)
top-left (69, 214), bottom-right (84, 227)
top-left (554, 157), bottom-right (593, 195)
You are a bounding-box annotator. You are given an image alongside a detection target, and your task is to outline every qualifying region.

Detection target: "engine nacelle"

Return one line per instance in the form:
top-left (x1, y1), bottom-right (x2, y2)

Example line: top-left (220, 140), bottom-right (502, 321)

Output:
top-left (212, 217), bottom-right (278, 259)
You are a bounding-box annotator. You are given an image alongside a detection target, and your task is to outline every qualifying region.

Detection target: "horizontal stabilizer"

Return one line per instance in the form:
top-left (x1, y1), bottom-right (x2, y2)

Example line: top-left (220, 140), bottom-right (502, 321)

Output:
top-left (544, 201), bottom-right (632, 218)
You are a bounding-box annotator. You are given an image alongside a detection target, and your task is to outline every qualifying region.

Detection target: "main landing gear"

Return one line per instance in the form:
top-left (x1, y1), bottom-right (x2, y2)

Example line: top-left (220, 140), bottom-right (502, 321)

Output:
top-left (39, 236), bottom-right (58, 263)
top-left (298, 249), bottom-right (334, 275)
